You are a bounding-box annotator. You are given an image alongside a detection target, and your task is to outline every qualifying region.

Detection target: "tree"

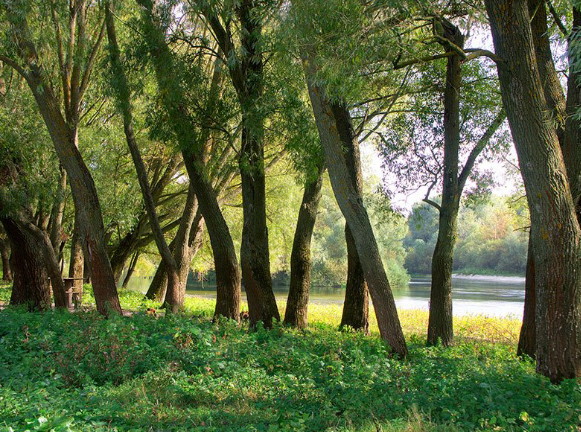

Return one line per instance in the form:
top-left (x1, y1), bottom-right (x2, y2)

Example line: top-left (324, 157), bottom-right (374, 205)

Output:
top-left (0, 0), bottom-right (122, 315)
top-left (196, 0), bottom-right (280, 327)
top-left (137, 0), bottom-right (241, 319)
top-left (380, 12), bottom-right (506, 345)
top-left (517, 0), bottom-right (581, 359)
top-left (485, 0), bottom-right (581, 382)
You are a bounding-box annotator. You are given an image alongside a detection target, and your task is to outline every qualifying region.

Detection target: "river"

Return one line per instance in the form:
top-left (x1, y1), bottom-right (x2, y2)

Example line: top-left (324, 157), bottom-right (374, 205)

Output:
top-left (129, 274), bottom-right (525, 318)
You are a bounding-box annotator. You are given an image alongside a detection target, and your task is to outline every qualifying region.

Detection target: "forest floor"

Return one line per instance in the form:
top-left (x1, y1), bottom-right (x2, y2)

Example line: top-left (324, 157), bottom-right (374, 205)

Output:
top-left (0, 284), bottom-right (579, 432)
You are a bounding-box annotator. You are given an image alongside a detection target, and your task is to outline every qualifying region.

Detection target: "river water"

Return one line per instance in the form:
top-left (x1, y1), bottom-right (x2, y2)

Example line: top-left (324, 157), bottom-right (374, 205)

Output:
top-left (130, 274), bottom-right (525, 318)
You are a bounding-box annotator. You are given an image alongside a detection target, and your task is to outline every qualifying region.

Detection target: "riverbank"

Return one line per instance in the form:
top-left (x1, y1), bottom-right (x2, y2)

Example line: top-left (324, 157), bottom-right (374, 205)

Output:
top-left (1, 286), bottom-right (579, 431)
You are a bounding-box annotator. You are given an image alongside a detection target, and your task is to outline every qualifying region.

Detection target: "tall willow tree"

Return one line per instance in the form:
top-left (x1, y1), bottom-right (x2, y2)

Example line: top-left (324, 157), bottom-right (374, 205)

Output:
top-left (137, 0), bottom-right (241, 319)
top-left (192, 0), bottom-right (280, 327)
top-left (485, 0), bottom-right (581, 382)
top-left (0, 0), bottom-right (122, 315)
top-left (284, 0), bottom-right (410, 356)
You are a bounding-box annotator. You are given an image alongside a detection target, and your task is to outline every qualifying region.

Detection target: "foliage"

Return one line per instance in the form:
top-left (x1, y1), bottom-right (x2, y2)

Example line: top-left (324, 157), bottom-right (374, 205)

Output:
top-left (0, 292), bottom-right (579, 431)
top-left (310, 176), bottom-right (409, 288)
top-left (404, 197), bottom-right (529, 275)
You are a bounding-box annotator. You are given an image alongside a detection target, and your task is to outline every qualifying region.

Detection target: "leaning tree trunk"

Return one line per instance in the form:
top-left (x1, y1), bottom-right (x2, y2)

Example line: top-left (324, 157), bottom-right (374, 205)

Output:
top-left (339, 103), bottom-right (369, 333)
top-left (485, 0), bottom-right (581, 382)
top-left (30, 89), bottom-right (121, 316)
top-left (185, 164), bottom-right (241, 320)
top-left (284, 164), bottom-right (324, 328)
top-left (146, 260), bottom-right (168, 302)
top-left (121, 251), bottom-right (139, 289)
top-left (0, 237), bottom-right (12, 281)
top-left (106, 2), bottom-right (184, 313)
top-left (341, 226), bottom-right (369, 332)
top-left (304, 57), bottom-right (408, 357)
top-left (518, 235), bottom-right (536, 358)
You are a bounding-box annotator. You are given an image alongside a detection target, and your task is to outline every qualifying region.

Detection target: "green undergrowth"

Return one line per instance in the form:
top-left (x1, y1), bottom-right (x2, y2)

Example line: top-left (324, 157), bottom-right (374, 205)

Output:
top-left (0, 286), bottom-right (579, 431)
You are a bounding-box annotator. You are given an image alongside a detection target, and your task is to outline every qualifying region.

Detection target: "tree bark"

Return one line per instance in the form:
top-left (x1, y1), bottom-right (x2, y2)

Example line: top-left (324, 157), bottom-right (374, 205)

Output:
top-left (0, 237), bottom-right (12, 281)
top-left (304, 57), bottom-right (408, 357)
top-left (426, 20), bottom-right (464, 347)
top-left (338, 102), bottom-right (369, 333)
top-left (518, 1), bottom-right (581, 360)
top-left (341, 224), bottom-right (369, 332)
top-left (284, 164), bottom-right (324, 328)
top-left (200, 1), bottom-right (278, 327)
top-left (529, 0), bottom-right (566, 141)
top-left (518, 235), bottom-right (536, 358)
top-left (485, 0), bottom-right (581, 382)
top-left (1, 216), bottom-right (67, 310)
top-left (146, 260), bottom-right (168, 302)
top-left (564, 8), bottom-right (581, 220)
top-left (235, 2), bottom-right (279, 328)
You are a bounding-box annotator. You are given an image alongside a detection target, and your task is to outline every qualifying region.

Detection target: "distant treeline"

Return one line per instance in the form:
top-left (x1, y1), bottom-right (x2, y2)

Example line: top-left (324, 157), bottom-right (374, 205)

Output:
top-left (404, 197), bottom-right (529, 276)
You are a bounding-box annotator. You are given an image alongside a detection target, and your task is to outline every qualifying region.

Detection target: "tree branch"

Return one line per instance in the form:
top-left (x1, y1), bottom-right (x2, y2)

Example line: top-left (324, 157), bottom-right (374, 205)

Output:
top-left (458, 110), bottom-right (506, 191)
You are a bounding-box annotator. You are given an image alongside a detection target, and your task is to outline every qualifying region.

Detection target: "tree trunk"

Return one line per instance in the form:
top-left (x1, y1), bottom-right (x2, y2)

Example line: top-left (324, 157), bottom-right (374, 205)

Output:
top-left (233, 3), bottom-right (279, 328)
top-left (185, 164), bottom-right (241, 320)
top-left (2, 216), bottom-right (67, 311)
top-left (518, 235), bottom-right (536, 358)
top-left (106, 2), bottom-right (185, 313)
top-left (284, 164), bottom-right (324, 328)
top-left (427, 204), bottom-right (459, 346)
top-left (485, 0), bottom-right (581, 382)
top-left (341, 224), bottom-right (369, 332)
top-left (110, 228), bottom-right (141, 284)
top-left (529, 0), bottom-right (566, 141)
top-left (0, 238), bottom-right (12, 281)
top-left (519, 1), bottom-right (581, 362)
top-left (48, 165), bottom-right (67, 263)
top-left (426, 20), bottom-right (464, 347)
top-left (304, 58), bottom-right (408, 357)
top-left (146, 260), bottom-right (168, 302)
top-left (340, 106), bottom-right (369, 333)
top-left (121, 251), bottom-right (139, 289)
top-left (564, 8), bottom-right (581, 220)
top-left (147, 209), bottom-right (205, 302)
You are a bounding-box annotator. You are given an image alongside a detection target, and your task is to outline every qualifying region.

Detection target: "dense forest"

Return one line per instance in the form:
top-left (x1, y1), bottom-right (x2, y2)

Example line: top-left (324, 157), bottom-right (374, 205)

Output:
top-left (0, 0), bottom-right (580, 429)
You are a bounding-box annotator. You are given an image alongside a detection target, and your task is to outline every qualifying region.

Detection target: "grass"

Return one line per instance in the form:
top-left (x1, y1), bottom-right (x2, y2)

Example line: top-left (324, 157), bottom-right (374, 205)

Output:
top-left (0, 284), bottom-right (579, 432)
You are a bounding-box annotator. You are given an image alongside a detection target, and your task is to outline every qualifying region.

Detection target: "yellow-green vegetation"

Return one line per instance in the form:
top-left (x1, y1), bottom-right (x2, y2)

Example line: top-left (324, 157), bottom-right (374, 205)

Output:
top-left (0, 285), bottom-right (578, 432)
